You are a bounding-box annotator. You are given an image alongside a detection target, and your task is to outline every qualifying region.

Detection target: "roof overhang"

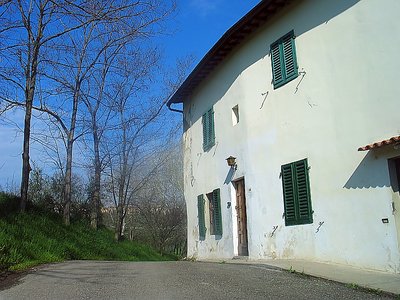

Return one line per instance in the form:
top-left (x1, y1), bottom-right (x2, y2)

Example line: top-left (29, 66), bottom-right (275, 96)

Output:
top-left (358, 135), bottom-right (400, 151)
top-left (167, 0), bottom-right (294, 109)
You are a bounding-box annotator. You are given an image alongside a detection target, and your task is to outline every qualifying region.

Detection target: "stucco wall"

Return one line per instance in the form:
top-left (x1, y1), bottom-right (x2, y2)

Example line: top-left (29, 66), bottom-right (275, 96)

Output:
top-left (183, 0), bottom-right (400, 272)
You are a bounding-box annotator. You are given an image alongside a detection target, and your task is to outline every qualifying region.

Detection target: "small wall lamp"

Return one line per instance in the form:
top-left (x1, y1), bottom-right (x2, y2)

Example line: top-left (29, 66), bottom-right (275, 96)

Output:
top-left (226, 156), bottom-right (237, 170)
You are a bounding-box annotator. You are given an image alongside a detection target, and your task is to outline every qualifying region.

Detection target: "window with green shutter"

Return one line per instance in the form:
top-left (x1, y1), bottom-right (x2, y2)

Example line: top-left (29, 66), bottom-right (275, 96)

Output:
top-left (212, 188), bottom-right (223, 235)
top-left (206, 189), bottom-right (223, 236)
top-left (281, 159), bottom-right (313, 226)
top-left (202, 107), bottom-right (215, 151)
top-left (271, 30), bottom-right (298, 89)
top-left (197, 195), bottom-right (206, 240)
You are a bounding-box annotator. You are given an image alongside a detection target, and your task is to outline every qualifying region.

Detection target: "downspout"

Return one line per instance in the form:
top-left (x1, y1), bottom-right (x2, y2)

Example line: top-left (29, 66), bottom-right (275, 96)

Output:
top-left (167, 102), bottom-right (183, 114)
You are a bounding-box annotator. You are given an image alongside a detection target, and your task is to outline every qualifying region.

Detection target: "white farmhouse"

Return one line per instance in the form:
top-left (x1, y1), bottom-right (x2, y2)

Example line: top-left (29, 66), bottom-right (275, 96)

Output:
top-left (167, 0), bottom-right (400, 273)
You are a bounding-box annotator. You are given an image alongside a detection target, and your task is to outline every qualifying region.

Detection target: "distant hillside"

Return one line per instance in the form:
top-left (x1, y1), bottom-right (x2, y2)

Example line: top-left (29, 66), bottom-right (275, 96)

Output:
top-left (0, 193), bottom-right (174, 272)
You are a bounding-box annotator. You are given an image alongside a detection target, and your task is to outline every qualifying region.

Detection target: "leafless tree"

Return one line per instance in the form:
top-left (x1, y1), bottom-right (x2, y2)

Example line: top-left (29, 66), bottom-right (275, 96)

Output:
top-left (77, 0), bottom-right (176, 229)
top-left (80, 46), bottom-right (124, 229)
top-left (103, 49), bottom-right (160, 240)
top-left (99, 49), bottom-right (190, 240)
top-left (128, 143), bottom-right (185, 254)
top-left (0, 0), bottom-right (176, 225)
top-left (0, 0), bottom-right (111, 211)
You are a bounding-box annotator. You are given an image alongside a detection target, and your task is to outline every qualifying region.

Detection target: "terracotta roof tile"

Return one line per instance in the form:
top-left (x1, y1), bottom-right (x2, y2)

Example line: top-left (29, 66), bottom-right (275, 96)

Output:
top-left (358, 135), bottom-right (400, 151)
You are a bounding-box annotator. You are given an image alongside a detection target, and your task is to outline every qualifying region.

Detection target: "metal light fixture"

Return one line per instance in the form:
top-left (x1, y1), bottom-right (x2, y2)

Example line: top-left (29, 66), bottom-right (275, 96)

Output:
top-left (226, 156), bottom-right (237, 169)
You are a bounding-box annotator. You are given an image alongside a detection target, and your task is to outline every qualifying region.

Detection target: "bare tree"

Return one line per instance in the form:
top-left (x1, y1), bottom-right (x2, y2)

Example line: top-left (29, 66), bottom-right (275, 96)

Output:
top-left (81, 46), bottom-right (123, 229)
top-left (129, 143), bottom-right (185, 255)
top-left (0, 0), bottom-right (176, 225)
top-left (0, 0), bottom-right (108, 211)
top-left (78, 1), bottom-right (176, 229)
top-left (100, 47), bottom-right (166, 240)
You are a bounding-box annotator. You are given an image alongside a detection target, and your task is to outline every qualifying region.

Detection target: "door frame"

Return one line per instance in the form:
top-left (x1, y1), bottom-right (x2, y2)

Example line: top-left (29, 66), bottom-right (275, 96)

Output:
top-left (388, 156), bottom-right (400, 255)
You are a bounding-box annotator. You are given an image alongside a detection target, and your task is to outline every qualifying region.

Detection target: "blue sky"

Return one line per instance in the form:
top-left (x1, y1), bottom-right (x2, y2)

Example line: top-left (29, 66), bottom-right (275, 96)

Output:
top-left (164, 0), bottom-right (260, 67)
top-left (0, 0), bottom-right (260, 187)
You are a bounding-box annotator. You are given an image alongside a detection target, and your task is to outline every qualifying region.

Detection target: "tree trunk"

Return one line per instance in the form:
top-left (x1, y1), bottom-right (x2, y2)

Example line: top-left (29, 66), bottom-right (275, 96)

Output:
top-left (20, 21), bottom-right (43, 211)
top-left (115, 205), bottom-right (124, 241)
top-left (63, 139), bottom-right (73, 226)
top-left (63, 81), bottom-right (80, 225)
top-left (20, 93), bottom-right (33, 211)
top-left (20, 52), bottom-right (40, 211)
top-left (90, 124), bottom-right (101, 229)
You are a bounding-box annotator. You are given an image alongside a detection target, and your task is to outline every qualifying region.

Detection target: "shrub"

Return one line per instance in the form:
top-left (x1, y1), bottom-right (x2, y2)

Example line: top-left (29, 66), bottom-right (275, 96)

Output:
top-left (0, 192), bottom-right (20, 218)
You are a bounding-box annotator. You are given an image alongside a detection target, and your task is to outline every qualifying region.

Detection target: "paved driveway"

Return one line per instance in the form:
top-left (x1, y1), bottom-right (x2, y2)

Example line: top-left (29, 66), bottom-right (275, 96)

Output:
top-left (0, 261), bottom-right (395, 299)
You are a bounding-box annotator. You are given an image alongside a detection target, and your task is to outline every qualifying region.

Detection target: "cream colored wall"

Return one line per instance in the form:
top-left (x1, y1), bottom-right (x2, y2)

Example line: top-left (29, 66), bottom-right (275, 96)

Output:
top-left (183, 0), bottom-right (400, 272)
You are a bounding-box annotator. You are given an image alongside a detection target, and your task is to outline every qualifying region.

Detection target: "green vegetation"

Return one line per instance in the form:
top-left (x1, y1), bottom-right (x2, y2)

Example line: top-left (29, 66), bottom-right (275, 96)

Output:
top-left (0, 193), bottom-right (173, 272)
top-left (346, 283), bottom-right (360, 290)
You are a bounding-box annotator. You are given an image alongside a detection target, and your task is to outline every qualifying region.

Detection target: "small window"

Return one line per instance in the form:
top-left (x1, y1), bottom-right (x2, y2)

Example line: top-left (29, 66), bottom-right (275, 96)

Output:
top-left (281, 158), bottom-right (313, 226)
top-left (202, 107), bottom-right (215, 151)
top-left (197, 195), bottom-right (206, 240)
top-left (232, 105), bottom-right (239, 126)
top-left (271, 30), bottom-right (298, 89)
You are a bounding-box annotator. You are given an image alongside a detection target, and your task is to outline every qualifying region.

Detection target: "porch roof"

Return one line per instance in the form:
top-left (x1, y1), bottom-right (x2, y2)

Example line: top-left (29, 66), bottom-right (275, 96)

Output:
top-left (358, 135), bottom-right (400, 151)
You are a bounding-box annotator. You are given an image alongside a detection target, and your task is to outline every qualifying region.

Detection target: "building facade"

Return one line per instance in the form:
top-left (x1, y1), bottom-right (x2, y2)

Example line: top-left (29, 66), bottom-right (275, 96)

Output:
top-left (168, 0), bottom-right (400, 273)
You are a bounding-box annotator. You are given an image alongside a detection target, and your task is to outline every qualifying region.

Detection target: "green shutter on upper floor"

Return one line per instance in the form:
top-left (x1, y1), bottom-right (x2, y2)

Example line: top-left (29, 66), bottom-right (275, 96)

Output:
top-left (271, 30), bottom-right (298, 89)
top-left (208, 108), bottom-right (215, 145)
top-left (271, 42), bottom-right (284, 87)
top-left (197, 194), bottom-right (206, 239)
top-left (202, 107), bottom-right (215, 151)
top-left (202, 113), bottom-right (208, 149)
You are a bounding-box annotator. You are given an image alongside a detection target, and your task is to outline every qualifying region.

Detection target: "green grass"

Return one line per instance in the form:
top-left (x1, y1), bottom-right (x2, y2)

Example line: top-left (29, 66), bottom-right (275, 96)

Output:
top-left (0, 193), bottom-right (173, 271)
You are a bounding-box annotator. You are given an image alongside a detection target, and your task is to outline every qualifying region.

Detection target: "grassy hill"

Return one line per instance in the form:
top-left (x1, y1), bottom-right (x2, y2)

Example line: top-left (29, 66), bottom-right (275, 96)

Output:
top-left (0, 193), bottom-right (173, 272)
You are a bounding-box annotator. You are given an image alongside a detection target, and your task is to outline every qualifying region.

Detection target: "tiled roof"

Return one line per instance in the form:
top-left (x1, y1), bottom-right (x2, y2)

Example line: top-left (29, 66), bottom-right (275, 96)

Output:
top-left (358, 135), bottom-right (400, 151)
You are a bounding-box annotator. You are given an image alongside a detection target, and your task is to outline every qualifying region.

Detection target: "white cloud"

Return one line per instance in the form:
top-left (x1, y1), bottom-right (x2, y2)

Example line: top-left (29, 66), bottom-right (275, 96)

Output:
top-left (189, 0), bottom-right (223, 16)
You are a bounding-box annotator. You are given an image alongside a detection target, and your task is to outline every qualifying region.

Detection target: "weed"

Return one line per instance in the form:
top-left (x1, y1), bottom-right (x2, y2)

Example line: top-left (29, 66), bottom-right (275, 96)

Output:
top-left (346, 283), bottom-right (360, 290)
top-left (183, 256), bottom-right (197, 262)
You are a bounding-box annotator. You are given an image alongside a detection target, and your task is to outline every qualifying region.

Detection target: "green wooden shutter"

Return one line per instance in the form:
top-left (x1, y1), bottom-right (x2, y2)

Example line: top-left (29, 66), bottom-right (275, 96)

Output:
top-left (294, 159), bottom-right (312, 224)
top-left (282, 159), bottom-right (312, 226)
top-left (282, 33), bottom-right (298, 81)
top-left (203, 108), bottom-right (215, 151)
top-left (212, 188), bottom-right (223, 235)
top-left (202, 113), bottom-right (208, 150)
top-left (208, 108), bottom-right (215, 146)
top-left (271, 42), bottom-right (284, 87)
top-left (197, 194), bottom-right (206, 239)
top-left (271, 30), bottom-right (298, 89)
top-left (281, 163), bottom-right (297, 226)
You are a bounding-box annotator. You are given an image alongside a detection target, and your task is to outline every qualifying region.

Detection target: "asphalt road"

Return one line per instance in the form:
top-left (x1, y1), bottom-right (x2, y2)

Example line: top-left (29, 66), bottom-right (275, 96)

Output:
top-left (0, 261), bottom-right (395, 300)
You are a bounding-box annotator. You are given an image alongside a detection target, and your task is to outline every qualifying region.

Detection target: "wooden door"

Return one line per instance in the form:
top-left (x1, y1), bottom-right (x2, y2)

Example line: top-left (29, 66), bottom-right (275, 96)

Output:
top-left (235, 179), bottom-right (248, 256)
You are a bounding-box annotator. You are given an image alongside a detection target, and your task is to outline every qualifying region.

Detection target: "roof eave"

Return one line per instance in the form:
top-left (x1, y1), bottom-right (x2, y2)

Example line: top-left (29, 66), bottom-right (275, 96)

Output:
top-left (167, 0), bottom-right (294, 108)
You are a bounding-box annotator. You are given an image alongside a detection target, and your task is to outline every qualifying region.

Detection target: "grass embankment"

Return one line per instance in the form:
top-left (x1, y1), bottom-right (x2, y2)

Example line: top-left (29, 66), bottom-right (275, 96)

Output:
top-left (0, 193), bottom-right (172, 272)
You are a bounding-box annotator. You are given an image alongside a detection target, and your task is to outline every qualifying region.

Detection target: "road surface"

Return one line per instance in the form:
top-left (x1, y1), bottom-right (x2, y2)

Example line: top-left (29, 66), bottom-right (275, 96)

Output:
top-left (0, 261), bottom-right (395, 299)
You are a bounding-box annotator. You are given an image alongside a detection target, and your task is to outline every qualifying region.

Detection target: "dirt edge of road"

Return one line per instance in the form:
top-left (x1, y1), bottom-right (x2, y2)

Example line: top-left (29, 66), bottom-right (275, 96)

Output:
top-left (0, 270), bottom-right (26, 291)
